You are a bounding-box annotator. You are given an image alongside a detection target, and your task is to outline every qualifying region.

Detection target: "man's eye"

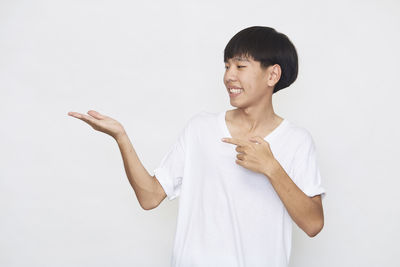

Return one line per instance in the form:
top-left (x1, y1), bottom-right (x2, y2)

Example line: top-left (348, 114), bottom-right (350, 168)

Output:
top-left (224, 65), bottom-right (246, 69)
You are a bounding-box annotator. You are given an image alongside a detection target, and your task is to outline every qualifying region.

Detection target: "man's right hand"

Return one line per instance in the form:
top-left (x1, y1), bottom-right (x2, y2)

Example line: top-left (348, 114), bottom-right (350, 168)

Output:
top-left (67, 110), bottom-right (126, 140)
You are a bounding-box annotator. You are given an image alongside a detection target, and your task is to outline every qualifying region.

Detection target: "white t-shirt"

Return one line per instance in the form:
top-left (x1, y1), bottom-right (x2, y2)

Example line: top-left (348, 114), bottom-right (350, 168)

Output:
top-left (153, 110), bottom-right (326, 267)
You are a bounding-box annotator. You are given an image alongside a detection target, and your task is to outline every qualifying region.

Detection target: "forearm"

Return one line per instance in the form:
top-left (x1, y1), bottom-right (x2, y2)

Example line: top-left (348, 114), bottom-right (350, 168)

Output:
top-left (265, 160), bottom-right (324, 237)
top-left (115, 133), bottom-right (156, 210)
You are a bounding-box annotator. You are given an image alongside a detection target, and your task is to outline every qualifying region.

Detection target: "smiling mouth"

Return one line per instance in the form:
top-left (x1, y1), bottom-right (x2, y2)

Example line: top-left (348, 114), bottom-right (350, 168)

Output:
top-left (228, 88), bottom-right (244, 96)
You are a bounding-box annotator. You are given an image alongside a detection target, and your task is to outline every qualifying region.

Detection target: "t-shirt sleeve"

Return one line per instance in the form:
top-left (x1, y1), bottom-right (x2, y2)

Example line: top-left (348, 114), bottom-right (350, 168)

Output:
top-left (291, 132), bottom-right (326, 200)
top-left (153, 119), bottom-right (191, 201)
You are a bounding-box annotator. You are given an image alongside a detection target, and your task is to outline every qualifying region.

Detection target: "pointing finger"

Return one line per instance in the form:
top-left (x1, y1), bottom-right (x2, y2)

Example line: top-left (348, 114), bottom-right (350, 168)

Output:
top-left (221, 137), bottom-right (247, 146)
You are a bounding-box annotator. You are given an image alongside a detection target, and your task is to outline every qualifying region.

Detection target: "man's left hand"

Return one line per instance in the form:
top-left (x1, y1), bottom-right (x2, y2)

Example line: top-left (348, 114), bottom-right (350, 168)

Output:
top-left (221, 136), bottom-right (278, 177)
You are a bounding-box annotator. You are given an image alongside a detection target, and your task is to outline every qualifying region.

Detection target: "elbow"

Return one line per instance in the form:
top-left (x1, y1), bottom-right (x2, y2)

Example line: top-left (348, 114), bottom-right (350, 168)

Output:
top-left (141, 204), bottom-right (153, 211)
top-left (138, 193), bottom-right (160, 211)
top-left (306, 218), bottom-right (324, 238)
top-left (140, 201), bottom-right (158, 210)
top-left (139, 200), bottom-right (157, 211)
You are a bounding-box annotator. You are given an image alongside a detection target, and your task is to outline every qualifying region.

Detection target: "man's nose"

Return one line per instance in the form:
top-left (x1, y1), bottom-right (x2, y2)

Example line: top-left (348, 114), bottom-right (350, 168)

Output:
top-left (224, 67), bottom-right (238, 83)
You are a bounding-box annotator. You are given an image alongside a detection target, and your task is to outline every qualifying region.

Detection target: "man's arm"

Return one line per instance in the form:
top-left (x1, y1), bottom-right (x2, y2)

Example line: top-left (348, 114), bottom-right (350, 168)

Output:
top-left (266, 160), bottom-right (324, 237)
top-left (116, 133), bottom-right (166, 210)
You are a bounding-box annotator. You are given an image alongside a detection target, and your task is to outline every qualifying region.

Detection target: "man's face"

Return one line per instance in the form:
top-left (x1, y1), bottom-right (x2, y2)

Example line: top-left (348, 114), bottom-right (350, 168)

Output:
top-left (223, 54), bottom-right (274, 106)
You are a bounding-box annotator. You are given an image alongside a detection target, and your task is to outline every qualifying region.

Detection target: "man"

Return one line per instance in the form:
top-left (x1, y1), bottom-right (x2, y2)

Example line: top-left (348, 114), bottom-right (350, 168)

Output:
top-left (68, 26), bottom-right (326, 267)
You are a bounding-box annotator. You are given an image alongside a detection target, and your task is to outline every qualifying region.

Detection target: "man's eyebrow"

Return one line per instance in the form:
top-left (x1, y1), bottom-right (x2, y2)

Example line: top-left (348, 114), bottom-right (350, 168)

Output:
top-left (232, 56), bottom-right (250, 62)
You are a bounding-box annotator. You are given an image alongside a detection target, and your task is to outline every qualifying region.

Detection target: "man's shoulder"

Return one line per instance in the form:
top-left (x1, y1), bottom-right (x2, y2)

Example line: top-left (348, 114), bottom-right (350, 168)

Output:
top-left (186, 110), bottom-right (218, 126)
top-left (193, 109), bottom-right (218, 119)
top-left (283, 119), bottom-right (315, 146)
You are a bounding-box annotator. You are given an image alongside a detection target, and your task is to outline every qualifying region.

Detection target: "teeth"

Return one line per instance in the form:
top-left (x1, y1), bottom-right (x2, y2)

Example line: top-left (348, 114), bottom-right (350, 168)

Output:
top-left (229, 88), bottom-right (243, 93)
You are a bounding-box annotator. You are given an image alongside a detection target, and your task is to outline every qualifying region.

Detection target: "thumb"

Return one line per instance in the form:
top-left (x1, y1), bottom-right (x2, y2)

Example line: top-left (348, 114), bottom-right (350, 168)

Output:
top-left (249, 136), bottom-right (265, 145)
top-left (87, 110), bottom-right (106, 120)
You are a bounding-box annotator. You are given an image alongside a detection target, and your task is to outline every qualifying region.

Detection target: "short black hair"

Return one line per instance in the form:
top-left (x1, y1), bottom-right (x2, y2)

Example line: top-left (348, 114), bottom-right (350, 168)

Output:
top-left (224, 26), bottom-right (298, 94)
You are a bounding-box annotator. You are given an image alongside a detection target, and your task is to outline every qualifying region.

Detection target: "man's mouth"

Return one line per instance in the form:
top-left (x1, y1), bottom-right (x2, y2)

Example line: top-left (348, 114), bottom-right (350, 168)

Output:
top-left (228, 87), bottom-right (244, 96)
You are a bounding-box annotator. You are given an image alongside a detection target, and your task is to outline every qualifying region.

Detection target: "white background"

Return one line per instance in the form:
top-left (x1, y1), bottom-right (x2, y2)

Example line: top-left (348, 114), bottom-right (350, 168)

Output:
top-left (1, 0), bottom-right (399, 266)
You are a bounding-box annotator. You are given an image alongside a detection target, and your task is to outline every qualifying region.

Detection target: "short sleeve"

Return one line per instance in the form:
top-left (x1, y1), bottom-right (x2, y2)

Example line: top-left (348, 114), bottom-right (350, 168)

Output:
top-left (291, 133), bottom-right (326, 200)
top-left (153, 120), bottom-right (190, 201)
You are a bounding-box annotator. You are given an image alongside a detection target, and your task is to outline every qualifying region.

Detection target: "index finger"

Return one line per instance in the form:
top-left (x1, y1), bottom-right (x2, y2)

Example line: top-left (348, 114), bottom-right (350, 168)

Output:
top-left (221, 137), bottom-right (247, 146)
top-left (68, 111), bottom-right (96, 125)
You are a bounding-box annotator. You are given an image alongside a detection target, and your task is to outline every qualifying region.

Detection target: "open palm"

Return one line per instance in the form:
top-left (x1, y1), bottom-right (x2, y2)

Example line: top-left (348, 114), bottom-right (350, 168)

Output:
top-left (68, 110), bottom-right (126, 139)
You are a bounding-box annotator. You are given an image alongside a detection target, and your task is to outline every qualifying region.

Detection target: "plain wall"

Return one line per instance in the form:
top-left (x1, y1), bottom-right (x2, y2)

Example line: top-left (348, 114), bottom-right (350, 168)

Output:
top-left (1, 0), bottom-right (399, 266)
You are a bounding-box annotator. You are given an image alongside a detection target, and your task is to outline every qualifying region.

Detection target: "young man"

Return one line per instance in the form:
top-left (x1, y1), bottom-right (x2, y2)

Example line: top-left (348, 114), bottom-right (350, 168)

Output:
top-left (68, 26), bottom-right (325, 267)
top-left (152, 26), bottom-right (326, 267)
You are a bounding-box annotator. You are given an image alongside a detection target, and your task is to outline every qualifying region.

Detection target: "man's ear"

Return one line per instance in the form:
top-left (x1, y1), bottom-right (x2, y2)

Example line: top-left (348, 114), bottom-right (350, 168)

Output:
top-left (267, 64), bottom-right (282, 87)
